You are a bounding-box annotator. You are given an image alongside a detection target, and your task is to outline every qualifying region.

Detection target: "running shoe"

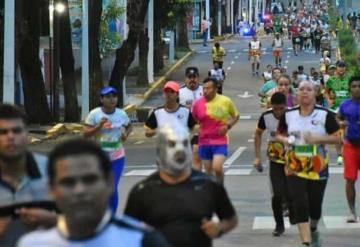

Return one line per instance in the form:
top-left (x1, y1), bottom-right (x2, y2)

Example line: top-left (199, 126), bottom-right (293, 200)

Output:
top-left (256, 71), bottom-right (259, 77)
top-left (311, 231), bottom-right (321, 247)
top-left (337, 155), bottom-right (343, 166)
top-left (346, 213), bottom-right (358, 223)
top-left (272, 225), bottom-right (285, 237)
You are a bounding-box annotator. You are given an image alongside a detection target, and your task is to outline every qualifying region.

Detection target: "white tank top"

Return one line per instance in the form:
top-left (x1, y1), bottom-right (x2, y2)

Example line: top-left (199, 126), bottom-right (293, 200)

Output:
top-left (250, 41), bottom-right (261, 50)
top-left (274, 38), bottom-right (282, 48)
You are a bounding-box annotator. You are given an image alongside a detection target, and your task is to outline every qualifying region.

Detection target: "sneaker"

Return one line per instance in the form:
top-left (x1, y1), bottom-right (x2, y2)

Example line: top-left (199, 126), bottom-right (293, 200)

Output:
top-left (256, 71), bottom-right (259, 77)
top-left (255, 164), bottom-right (263, 172)
top-left (252, 72), bottom-right (256, 77)
top-left (346, 213), bottom-right (358, 223)
top-left (272, 225), bottom-right (285, 237)
top-left (337, 155), bottom-right (343, 166)
top-left (311, 231), bottom-right (321, 247)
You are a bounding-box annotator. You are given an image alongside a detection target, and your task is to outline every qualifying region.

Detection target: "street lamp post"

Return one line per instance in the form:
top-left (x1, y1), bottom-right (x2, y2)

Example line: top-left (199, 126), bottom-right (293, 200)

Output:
top-left (81, 0), bottom-right (90, 120)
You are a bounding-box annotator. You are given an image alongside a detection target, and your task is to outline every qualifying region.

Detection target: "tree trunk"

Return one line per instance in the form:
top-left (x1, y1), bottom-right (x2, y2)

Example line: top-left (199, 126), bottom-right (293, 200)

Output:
top-left (109, 0), bottom-right (150, 107)
top-left (153, 27), bottom-right (164, 73)
top-left (136, 29), bottom-right (149, 86)
top-left (59, 0), bottom-right (79, 122)
top-left (17, 0), bottom-right (51, 124)
top-left (89, 0), bottom-right (103, 110)
top-left (177, 16), bottom-right (189, 49)
top-left (210, 0), bottom-right (218, 38)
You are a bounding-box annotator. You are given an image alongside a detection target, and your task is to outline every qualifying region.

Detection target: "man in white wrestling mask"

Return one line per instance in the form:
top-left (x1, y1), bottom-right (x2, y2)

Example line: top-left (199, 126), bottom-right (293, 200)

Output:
top-left (125, 124), bottom-right (238, 247)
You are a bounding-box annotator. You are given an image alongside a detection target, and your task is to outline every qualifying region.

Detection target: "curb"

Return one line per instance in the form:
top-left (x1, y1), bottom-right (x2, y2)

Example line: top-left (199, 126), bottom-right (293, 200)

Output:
top-left (124, 50), bottom-right (194, 114)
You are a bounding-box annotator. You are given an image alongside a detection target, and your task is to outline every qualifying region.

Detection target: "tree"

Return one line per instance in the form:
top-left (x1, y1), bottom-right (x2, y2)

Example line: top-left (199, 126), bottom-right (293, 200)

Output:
top-left (136, 29), bottom-right (149, 86)
top-left (17, 0), bottom-right (51, 124)
top-left (58, 0), bottom-right (80, 122)
top-left (109, 0), bottom-right (150, 107)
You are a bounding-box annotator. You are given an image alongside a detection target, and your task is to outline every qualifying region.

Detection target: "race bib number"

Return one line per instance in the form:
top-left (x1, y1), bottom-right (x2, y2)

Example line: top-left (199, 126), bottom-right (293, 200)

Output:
top-left (293, 144), bottom-right (316, 157)
top-left (335, 90), bottom-right (348, 97)
top-left (295, 38), bottom-right (300, 42)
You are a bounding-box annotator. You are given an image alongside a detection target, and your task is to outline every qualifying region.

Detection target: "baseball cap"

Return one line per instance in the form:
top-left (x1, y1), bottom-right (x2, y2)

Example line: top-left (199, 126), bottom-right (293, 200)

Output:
top-left (185, 67), bottom-right (199, 77)
top-left (328, 64), bottom-right (336, 69)
top-left (100, 86), bottom-right (117, 96)
top-left (163, 81), bottom-right (180, 93)
top-left (336, 60), bottom-right (346, 67)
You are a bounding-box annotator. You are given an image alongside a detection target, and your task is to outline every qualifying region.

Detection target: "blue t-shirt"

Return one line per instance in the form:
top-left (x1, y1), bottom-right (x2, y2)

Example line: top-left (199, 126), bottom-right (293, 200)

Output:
top-left (339, 99), bottom-right (360, 143)
top-left (85, 107), bottom-right (130, 160)
top-left (260, 80), bottom-right (277, 94)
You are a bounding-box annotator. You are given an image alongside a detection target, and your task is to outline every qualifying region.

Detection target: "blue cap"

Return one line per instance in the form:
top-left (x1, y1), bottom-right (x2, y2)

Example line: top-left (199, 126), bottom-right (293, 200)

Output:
top-left (100, 86), bottom-right (117, 96)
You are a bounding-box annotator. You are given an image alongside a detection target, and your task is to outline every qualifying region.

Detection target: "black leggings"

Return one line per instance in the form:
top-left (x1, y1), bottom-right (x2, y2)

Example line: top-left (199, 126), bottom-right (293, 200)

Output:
top-left (269, 161), bottom-right (291, 226)
top-left (287, 176), bottom-right (327, 224)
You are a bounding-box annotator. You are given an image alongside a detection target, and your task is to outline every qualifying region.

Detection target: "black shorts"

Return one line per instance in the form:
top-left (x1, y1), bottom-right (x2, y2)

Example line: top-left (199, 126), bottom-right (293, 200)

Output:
top-left (191, 135), bottom-right (198, 145)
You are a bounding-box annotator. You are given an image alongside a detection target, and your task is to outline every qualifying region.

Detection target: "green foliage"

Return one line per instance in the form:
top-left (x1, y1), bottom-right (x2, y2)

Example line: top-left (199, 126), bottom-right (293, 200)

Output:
top-left (155, 0), bottom-right (192, 30)
top-left (338, 29), bottom-right (358, 73)
top-left (327, 5), bottom-right (340, 32)
top-left (99, 0), bottom-right (125, 57)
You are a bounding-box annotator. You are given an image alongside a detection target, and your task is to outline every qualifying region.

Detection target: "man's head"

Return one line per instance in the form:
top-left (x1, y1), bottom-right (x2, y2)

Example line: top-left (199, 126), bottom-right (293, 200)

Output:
top-left (48, 139), bottom-right (112, 225)
top-left (276, 74), bottom-right (291, 94)
top-left (156, 124), bottom-right (191, 177)
top-left (275, 32), bottom-right (280, 38)
top-left (270, 92), bottom-right (287, 119)
top-left (214, 61), bottom-right (220, 69)
top-left (214, 42), bottom-right (220, 48)
top-left (0, 104), bottom-right (28, 162)
top-left (266, 64), bottom-right (273, 71)
top-left (272, 67), bottom-right (282, 81)
top-left (336, 60), bottom-right (346, 76)
top-left (328, 64), bottom-right (336, 75)
top-left (348, 76), bottom-right (360, 100)
top-left (163, 81), bottom-right (180, 104)
top-left (298, 65), bottom-right (304, 73)
top-left (252, 34), bottom-right (257, 41)
top-left (185, 67), bottom-right (200, 90)
top-left (202, 77), bottom-right (218, 101)
top-left (100, 86), bottom-right (118, 109)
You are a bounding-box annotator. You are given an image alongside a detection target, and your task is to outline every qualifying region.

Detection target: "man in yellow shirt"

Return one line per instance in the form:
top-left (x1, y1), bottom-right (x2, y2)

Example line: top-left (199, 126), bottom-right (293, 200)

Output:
top-left (212, 42), bottom-right (226, 69)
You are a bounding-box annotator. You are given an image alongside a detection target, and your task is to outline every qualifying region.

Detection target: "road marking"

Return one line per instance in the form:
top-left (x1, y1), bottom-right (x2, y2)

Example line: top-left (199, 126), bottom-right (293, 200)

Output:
top-left (224, 147), bottom-right (246, 168)
top-left (323, 216), bottom-right (360, 229)
top-left (235, 56), bottom-right (239, 59)
top-left (287, 55), bottom-right (290, 58)
top-left (126, 164), bottom-right (157, 168)
top-left (329, 167), bottom-right (343, 174)
top-left (239, 115), bottom-right (251, 120)
top-left (248, 139), bottom-right (254, 142)
top-left (285, 60), bottom-right (289, 64)
top-left (228, 49), bottom-right (237, 52)
top-left (134, 141), bottom-right (145, 145)
top-left (231, 61), bottom-right (235, 65)
top-left (227, 67), bottom-right (231, 70)
top-left (253, 217), bottom-right (291, 229)
top-left (238, 92), bottom-right (253, 98)
top-left (197, 50), bottom-right (208, 54)
top-left (124, 169), bottom-right (156, 176)
top-left (287, 47), bottom-right (293, 50)
top-left (225, 169), bottom-right (252, 175)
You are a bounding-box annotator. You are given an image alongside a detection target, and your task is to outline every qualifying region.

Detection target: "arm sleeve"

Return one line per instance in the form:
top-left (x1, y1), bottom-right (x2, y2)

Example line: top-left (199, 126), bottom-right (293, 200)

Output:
top-left (213, 182), bottom-right (236, 220)
top-left (227, 99), bottom-right (239, 118)
top-left (277, 112), bottom-right (288, 134)
top-left (325, 111), bottom-right (340, 134)
top-left (144, 110), bottom-right (157, 130)
top-left (257, 114), bottom-right (266, 130)
top-left (85, 111), bottom-right (96, 126)
top-left (187, 112), bottom-right (197, 130)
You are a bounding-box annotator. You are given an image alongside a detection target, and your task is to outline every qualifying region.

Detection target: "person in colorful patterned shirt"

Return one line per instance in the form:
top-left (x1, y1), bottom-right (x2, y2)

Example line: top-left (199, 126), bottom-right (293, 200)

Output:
top-left (192, 78), bottom-right (239, 183)
top-left (338, 76), bottom-right (360, 223)
top-left (253, 92), bottom-right (291, 237)
top-left (84, 86), bottom-right (133, 214)
top-left (277, 80), bottom-right (341, 247)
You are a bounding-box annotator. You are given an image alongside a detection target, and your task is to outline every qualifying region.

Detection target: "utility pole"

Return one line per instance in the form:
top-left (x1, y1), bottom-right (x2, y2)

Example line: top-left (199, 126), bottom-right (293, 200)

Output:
top-left (218, 0), bottom-right (222, 36)
top-left (206, 0), bottom-right (210, 40)
top-left (230, 0), bottom-right (234, 34)
top-left (147, 0), bottom-right (154, 83)
top-left (3, 0), bottom-right (15, 103)
top-left (81, 0), bottom-right (90, 120)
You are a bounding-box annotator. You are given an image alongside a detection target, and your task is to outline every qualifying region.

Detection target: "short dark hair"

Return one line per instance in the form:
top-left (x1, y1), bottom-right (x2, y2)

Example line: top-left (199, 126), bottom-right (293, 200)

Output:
top-left (0, 104), bottom-right (27, 125)
top-left (270, 92), bottom-right (287, 105)
top-left (298, 65), bottom-right (304, 71)
top-left (348, 76), bottom-right (360, 87)
top-left (277, 74), bottom-right (291, 83)
top-left (48, 139), bottom-right (111, 185)
top-left (203, 77), bottom-right (217, 88)
top-left (215, 42), bottom-right (220, 47)
top-left (272, 67), bottom-right (281, 73)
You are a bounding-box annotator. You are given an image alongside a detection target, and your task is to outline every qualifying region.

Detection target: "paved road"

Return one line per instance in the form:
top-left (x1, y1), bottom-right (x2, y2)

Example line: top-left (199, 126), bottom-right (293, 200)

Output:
top-left (31, 36), bottom-right (360, 246)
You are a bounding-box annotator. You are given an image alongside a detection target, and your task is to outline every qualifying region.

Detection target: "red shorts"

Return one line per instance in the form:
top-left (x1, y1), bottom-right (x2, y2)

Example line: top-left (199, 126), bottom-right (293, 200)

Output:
top-left (343, 141), bottom-right (360, 181)
top-left (272, 48), bottom-right (282, 57)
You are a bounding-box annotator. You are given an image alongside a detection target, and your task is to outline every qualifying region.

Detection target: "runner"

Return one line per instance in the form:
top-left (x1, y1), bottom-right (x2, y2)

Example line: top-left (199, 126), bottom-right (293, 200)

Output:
top-left (125, 125), bottom-right (238, 247)
top-left (192, 78), bottom-right (239, 183)
top-left (208, 62), bottom-right (226, 94)
top-left (84, 86), bottom-right (133, 214)
top-left (259, 67), bottom-right (282, 107)
top-left (277, 80), bottom-right (341, 247)
top-left (253, 92), bottom-right (292, 237)
top-left (179, 67), bottom-right (203, 170)
top-left (248, 34), bottom-right (262, 76)
top-left (290, 22), bottom-right (301, 56)
top-left (313, 25), bottom-right (323, 55)
top-left (337, 76), bottom-right (360, 223)
top-left (144, 81), bottom-right (196, 137)
top-left (212, 42), bottom-right (226, 69)
top-left (272, 33), bottom-right (284, 67)
top-left (266, 74), bottom-right (296, 108)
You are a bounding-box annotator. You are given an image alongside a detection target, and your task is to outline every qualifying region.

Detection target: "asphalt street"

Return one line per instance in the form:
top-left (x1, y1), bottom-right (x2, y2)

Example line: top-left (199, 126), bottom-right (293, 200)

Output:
top-left (119, 36), bottom-right (360, 247)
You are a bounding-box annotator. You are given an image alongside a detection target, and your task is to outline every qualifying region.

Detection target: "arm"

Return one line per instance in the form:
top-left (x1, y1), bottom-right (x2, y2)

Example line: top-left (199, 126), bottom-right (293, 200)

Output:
top-left (83, 117), bottom-right (107, 138)
top-left (253, 128), bottom-right (264, 166)
top-left (144, 110), bottom-right (158, 138)
top-left (121, 123), bottom-right (133, 142)
top-left (201, 216), bottom-right (237, 239)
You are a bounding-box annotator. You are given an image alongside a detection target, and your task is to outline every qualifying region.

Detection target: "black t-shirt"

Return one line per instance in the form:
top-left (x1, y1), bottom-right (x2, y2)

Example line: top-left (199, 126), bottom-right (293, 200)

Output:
top-left (124, 170), bottom-right (236, 247)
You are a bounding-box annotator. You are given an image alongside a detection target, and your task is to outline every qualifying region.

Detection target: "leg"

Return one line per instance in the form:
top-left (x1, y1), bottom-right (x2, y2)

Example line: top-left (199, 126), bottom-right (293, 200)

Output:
top-left (199, 145), bottom-right (213, 175)
top-left (269, 162), bottom-right (286, 235)
top-left (109, 157), bottom-right (125, 214)
top-left (346, 180), bottom-right (357, 217)
top-left (212, 155), bottom-right (226, 184)
top-left (192, 144), bottom-right (202, 171)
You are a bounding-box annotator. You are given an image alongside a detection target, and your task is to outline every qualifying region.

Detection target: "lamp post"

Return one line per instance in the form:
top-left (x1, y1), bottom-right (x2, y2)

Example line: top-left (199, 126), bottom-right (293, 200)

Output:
top-left (81, 0), bottom-right (90, 120)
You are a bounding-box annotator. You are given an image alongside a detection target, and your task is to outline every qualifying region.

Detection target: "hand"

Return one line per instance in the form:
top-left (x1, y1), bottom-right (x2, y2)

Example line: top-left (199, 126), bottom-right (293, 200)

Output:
top-left (97, 117), bottom-right (108, 129)
top-left (303, 132), bottom-right (319, 144)
top-left (121, 131), bottom-right (128, 142)
top-left (15, 208), bottom-right (57, 227)
top-left (0, 217), bottom-right (11, 236)
top-left (253, 158), bottom-right (263, 172)
top-left (218, 125), bottom-right (229, 136)
top-left (339, 120), bottom-right (348, 128)
top-left (201, 218), bottom-right (222, 239)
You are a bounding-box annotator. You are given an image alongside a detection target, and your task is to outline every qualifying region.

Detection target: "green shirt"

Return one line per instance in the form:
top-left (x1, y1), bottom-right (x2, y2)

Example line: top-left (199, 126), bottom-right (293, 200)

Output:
top-left (326, 74), bottom-right (352, 110)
